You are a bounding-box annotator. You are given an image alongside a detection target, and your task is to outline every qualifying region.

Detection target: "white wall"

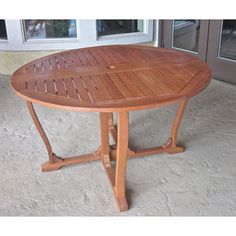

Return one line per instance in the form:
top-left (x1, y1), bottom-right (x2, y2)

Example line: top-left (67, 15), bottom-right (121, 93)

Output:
top-left (0, 20), bottom-right (159, 75)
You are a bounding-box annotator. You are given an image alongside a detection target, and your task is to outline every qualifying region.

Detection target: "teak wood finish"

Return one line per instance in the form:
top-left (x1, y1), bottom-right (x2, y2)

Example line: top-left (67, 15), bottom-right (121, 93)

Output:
top-left (11, 45), bottom-right (212, 212)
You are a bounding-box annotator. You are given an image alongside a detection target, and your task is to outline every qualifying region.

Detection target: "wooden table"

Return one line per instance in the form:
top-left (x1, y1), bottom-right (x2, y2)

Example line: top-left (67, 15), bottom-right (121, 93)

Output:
top-left (11, 45), bottom-right (211, 212)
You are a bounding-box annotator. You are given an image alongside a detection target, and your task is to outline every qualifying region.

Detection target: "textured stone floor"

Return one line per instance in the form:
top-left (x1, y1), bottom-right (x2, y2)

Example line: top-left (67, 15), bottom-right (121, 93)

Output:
top-left (0, 74), bottom-right (236, 216)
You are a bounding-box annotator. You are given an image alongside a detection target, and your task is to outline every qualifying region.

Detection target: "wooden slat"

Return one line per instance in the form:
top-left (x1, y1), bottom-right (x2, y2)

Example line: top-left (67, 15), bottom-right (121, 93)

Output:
top-left (144, 70), bottom-right (176, 94)
top-left (36, 80), bottom-right (46, 93)
top-left (110, 48), bottom-right (129, 63)
top-left (54, 79), bottom-right (67, 97)
top-left (93, 48), bottom-right (110, 65)
top-left (35, 62), bottom-right (43, 72)
top-left (56, 56), bottom-right (68, 70)
top-left (184, 61), bottom-right (204, 75)
top-left (62, 78), bottom-right (79, 100)
top-left (168, 65), bottom-right (194, 83)
top-left (99, 74), bottom-right (124, 100)
top-left (89, 49), bottom-right (107, 65)
top-left (112, 47), bottom-right (131, 62)
top-left (118, 72), bottom-right (144, 97)
top-left (26, 65), bottom-right (35, 73)
top-left (45, 79), bottom-right (56, 95)
top-left (179, 69), bottom-right (211, 95)
top-left (124, 71), bottom-right (156, 97)
top-left (142, 50), bottom-right (157, 60)
top-left (72, 53), bottom-right (84, 66)
top-left (135, 48), bottom-right (153, 61)
top-left (49, 57), bottom-right (59, 71)
top-left (159, 67), bottom-right (188, 87)
top-left (62, 53), bottom-right (77, 68)
top-left (90, 75), bottom-right (113, 101)
top-left (125, 48), bottom-right (142, 61)
top-left (159, 67), bottom-right (185, 88)
top-left (76, 52), bottom-right (90, 65)
top-left (108, 73), bottom-right (134, 99)
top-left (80, 75), bottom-right (101, 102)
top-left (100, 48), bottom-right (114, 64)
top-left (82, 75), bottom-right (115, 102)
top-left (102, 48), bottom-right (120, 64)
top-left (148, 69), bottom-right (181, 94)
top-left (136, 70), bottom-right (166, 95)
top-left (42, 59), bottom-right (51, 71)
top-left (82, 51), bottom-right (98, 66)
top-left (73, 76), bottom-right (93, 103)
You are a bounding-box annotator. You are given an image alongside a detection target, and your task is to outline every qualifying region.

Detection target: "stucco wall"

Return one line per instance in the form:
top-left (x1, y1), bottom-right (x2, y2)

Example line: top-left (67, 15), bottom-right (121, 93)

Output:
top-left (0, 43), bottom-right (156, 75)
top-left (0, 50), bottom-right (60, 75)
top-left (0, 41), bottom-right (158, 76)
top-left (0, 20), bottom-right (159, 75)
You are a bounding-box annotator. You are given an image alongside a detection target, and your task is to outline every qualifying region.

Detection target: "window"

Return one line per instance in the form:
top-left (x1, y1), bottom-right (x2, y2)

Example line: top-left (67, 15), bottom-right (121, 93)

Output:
top-left (172, 20), bottom-right (200, 53)
top-left (23, 20), bottom-right (77, 40)
top-left (97, 20), bottom-right (144, 36)
top-left (0, 20), bottom-right (7, 40)
top-left (0, 20), bottom-right (153, 51)
top-left (219, 20), bottom-right (236, 61)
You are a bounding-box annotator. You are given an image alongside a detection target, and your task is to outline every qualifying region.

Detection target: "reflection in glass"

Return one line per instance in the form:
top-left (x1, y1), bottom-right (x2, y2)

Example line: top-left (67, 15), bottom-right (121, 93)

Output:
top-left (97, 20), bottom-right (143, 36)
top-left (219, 20), bottom-right (236, 61)
top-left (0, 20), bottom-right (7, 39)
top-left (172, 20), bottom-right (200, 53)
top-left (23, 20), bottom-right (77, 40)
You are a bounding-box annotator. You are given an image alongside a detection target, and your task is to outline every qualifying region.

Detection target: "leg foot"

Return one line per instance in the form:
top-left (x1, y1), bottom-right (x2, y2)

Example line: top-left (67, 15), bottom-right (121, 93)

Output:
top-left (163, 137), bottom-right (185, 154)
top-left (101, 112), bottom-right (129, 212)
top-left (41, 154), bottom-right (63, 172)
top-left (170, 100), bottom-right (187, 148)
top-left (41, 162), bottom-right (63, 172)
top-left (116, 197), bottom-right (128, 212)
top-left (167, 146), bottom-right (185, 154)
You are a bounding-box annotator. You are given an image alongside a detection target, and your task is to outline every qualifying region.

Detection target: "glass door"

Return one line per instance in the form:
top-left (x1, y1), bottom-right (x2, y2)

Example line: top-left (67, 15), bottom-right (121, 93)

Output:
top-left (161, 20), bottom-right (236, 84)
top-left (207, 20), bottom-right (236, 84)
top-left (162, 20), bottom-right (209, 60)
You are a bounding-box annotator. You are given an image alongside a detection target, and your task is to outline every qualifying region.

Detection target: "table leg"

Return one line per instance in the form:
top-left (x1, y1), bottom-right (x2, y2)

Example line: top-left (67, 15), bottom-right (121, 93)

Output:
top-left (108, 113), bottom-right (115, 130)
top-left (100, 113), bottom-right (111, 168)
top-left (27, 101), bottom-right (57, 164)
top-left (108, 113), bottom-right (118, 144)
top-left (100, 112), bottom-right (129, 211)
top-left (27, 101), bottom-right (101, 172)
top-left (167, 99), bottom-right (188, 154)
top-left (115, 112), bottom-right (129, 211)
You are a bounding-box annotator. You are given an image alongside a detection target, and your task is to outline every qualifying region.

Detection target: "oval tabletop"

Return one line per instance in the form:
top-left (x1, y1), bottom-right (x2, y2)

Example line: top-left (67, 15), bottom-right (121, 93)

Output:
top-left (11, 45), bottom-right (212, 112)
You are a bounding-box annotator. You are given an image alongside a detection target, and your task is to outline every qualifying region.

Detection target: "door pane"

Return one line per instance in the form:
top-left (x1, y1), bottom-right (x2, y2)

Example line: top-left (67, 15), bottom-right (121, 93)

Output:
top-left (0, 20), bottom-right (7, 39)
top-left (23, 20), bottom-right (77, 40)
top-left (219, 20), bottom-right (236, 61)
top-left (97, 20), bottom-right (143, 36)
top-left (172, 20), bottom-right (200, 52)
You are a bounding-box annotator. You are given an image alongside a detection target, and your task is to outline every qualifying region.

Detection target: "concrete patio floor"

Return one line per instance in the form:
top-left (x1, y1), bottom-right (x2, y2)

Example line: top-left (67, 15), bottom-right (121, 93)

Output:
top-left (0, 74), bottom-right (236, 216)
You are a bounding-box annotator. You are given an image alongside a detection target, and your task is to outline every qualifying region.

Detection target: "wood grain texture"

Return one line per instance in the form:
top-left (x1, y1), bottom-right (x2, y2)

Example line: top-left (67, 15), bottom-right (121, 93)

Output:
top-left (11, 45), bottom-right (212, 112)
